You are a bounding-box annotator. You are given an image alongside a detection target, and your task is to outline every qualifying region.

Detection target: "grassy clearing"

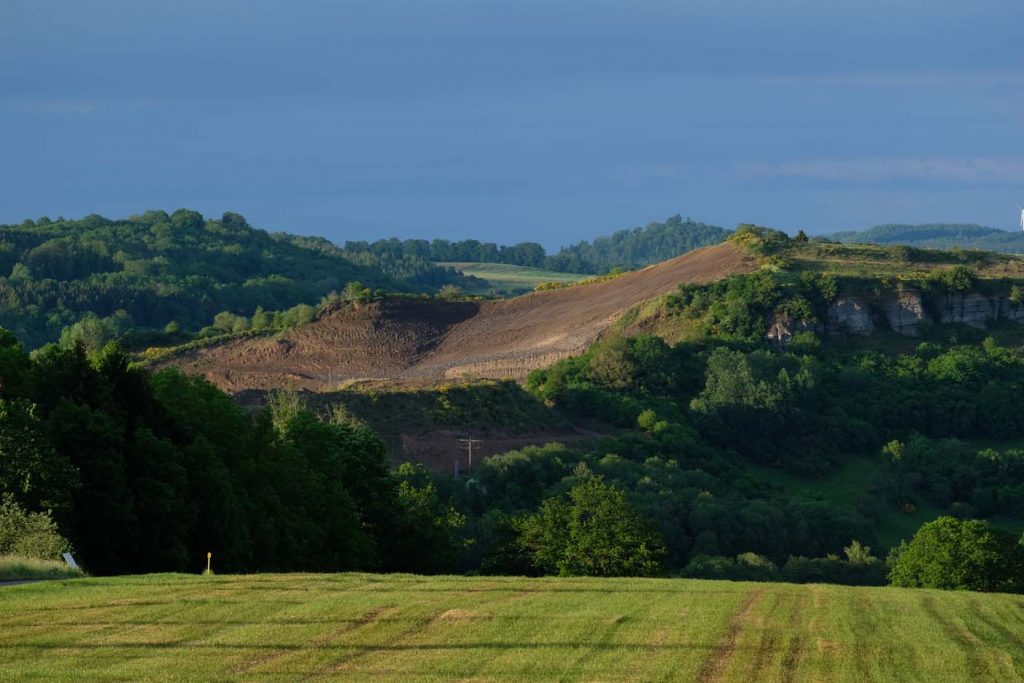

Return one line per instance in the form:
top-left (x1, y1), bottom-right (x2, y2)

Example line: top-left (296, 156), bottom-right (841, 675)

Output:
top-left (0, 554), bottom-right (83, 582)
top-left (744, 456), bottom-right (1011, 550)
top-left (784, 241), bottom-right (1024, 281)
top-left (438, 262), bottom-right (588, 292)
top-left (1, 573), bottom-right (1022, 682)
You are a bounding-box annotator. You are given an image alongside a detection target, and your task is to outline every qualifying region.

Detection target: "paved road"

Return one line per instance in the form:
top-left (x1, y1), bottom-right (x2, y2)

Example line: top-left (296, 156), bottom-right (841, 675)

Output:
top-left (0, 580), bottom-right (42, 587)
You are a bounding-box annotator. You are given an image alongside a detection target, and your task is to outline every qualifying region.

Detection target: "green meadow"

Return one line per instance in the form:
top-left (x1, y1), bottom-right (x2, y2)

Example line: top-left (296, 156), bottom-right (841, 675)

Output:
top-left (437, 261), bottom-right (589, 292)
top-left (2, 573), bottom-right (1023, 682)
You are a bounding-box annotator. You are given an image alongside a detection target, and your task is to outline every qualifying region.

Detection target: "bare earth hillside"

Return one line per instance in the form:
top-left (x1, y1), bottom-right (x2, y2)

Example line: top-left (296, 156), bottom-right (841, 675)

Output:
top-left (162, 242), bottom-right (754, 391)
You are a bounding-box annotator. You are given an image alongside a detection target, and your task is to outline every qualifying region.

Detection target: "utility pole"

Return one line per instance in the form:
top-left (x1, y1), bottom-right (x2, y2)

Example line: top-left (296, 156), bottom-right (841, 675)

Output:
top-left (457, 438), bottom-right (483, 473)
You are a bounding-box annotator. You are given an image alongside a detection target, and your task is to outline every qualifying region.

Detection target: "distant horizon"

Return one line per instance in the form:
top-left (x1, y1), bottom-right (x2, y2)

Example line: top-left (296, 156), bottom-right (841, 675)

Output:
top-left (3, 206), bottom-right (1021, 252)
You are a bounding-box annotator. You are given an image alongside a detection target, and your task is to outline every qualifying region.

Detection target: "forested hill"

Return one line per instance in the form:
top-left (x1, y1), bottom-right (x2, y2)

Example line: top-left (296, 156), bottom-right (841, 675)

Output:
top-left (546, 215), bottom-right (729, 273)
top-left (0, 210), bottom-right (421, 349)
top-left (830, 223), bottom-right (1024, 253)
top-left (0, 209), bottom-right (725, 349)
top-left (345, 214), bottom-right (729, 275)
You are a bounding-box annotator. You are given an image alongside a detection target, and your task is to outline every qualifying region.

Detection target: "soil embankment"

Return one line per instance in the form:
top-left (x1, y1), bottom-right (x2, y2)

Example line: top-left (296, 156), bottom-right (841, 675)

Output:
top-left (162, 242), bottom-right (754, 391)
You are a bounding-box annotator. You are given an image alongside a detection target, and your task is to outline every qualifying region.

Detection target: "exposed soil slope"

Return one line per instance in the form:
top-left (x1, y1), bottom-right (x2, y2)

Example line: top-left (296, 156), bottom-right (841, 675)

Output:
top-left (162, 242), bottom-right (754, 391)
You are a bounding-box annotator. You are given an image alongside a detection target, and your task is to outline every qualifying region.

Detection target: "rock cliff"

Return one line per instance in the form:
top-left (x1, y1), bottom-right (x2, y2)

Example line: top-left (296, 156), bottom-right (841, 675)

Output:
top-left (769, 288), bottom-right (1024, 344)
top-left (826, 297), bottom-right (874, 335)
top-left (883, 290), bottom-right (928, 336)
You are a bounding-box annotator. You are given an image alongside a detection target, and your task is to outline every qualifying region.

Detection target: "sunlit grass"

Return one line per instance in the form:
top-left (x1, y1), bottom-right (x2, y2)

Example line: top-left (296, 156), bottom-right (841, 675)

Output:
top-left (1, 573), bottom-right (1022, 681)
top-left (438, 262), bottom-right (588, 292)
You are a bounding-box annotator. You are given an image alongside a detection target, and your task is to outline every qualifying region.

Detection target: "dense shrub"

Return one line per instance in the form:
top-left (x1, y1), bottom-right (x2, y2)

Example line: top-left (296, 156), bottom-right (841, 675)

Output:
top-left (0, 495), bottom-right (70, 560)
top-left (516, 478), bottom-right (666, 577)
top-left (888, 516), bottom-right (1024, 592)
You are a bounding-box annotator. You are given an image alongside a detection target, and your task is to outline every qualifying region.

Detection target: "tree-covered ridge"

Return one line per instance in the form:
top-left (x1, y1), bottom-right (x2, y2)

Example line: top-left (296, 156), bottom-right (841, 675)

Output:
top-left (338, 214), bottom-right (728, 276)
top-left (282, 233), bottom-right (485, 291)
top-left (0, 210), bottom-right (420, 348)
top-left (830, 223), bottom-right (1024, 254)
top-left (546, 214), bottom-right (729, 273)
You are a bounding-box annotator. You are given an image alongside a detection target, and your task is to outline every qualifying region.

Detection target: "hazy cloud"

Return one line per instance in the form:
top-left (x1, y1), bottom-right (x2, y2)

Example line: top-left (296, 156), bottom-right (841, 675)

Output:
top-left (756, 70), bottom-right (1024, 89)
top-left (3, 101), bottom-right (96, 114)
top-left (735, 157), bottom-right (1024, 184)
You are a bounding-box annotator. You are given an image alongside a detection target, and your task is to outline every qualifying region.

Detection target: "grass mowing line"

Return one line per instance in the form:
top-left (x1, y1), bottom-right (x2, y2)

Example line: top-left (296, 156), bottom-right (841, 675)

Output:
top-left (920, 594), bottom-right (992, 681)
top-left (232, 606), bottom-right (391, 675)
top-left (226, 577), bottom-right (402, 678)
top-left (849, 591), bottom-right (886, 682)
top-left (313, 583), bottom-right (533, 680)
top-left (965, 598), bottom-right (1024, 675)
top-left (696, 586), bottom-right (766, 683)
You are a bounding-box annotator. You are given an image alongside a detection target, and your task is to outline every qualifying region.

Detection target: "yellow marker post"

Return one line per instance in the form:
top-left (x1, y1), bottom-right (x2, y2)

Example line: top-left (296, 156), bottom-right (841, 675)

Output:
top-left (206, 551), bottom-right (212, 575)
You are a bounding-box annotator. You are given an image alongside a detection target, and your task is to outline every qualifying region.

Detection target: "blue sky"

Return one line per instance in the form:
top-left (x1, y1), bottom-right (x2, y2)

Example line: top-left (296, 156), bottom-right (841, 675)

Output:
top-left (2, 0), bottom-right (1022, 248)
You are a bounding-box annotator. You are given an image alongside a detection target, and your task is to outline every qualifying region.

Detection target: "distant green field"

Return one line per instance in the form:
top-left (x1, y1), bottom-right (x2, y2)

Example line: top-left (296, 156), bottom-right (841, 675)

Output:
top-left (438, 261), bottom-right (588, 292)
top-left (2, 573), bottom-right (1023, 681)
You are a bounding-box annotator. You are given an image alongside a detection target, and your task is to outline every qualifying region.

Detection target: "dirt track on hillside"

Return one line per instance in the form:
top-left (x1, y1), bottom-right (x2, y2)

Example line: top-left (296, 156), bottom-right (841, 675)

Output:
top-left (161, 242), bottom-right (754, 391)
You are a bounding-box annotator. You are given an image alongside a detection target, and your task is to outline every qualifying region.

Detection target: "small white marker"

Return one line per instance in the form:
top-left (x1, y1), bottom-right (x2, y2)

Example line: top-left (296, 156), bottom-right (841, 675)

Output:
top-left (62, 552), bottom-right (79, 570)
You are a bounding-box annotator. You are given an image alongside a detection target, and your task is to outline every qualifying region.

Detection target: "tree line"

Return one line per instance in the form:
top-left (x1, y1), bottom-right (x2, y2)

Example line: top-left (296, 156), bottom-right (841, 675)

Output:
top-left (343, 214), bottom-right (728, 275)
top-left (3, 325), bottom-right (1023, 591)
top-left (0, 333), bottom-right (462, 575)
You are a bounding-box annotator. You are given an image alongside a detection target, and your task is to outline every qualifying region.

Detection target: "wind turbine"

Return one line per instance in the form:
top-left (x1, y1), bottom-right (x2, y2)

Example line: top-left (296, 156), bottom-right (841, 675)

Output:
top-left (1019, 205), bottom-right (1024, 232)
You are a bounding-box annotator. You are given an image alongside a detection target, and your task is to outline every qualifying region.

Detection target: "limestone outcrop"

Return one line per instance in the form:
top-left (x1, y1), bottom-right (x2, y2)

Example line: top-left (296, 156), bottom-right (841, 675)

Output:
top-left (883, 290), bottom-right (928, 336)
top-left (826, 297), bottom-right (874, 335)
top-left (767, 289), bottom-right (1024, 345)
top-left (936, 293), bottom-right (997, 328)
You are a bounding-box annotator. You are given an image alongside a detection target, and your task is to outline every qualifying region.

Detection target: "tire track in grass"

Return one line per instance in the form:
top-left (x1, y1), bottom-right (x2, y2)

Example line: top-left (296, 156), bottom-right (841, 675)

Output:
top-left (965, 598), bottom-right (1024, 677)
top-left (848, 592), bottom-right (880, 682)
top-left (749, 592), bottom-right (783, 676)
top-left (921, 594), bottom-right (991, 681)
top-left (552, 611), bottom-right (637, 682)
top-left (313, 587), bottom-right (535, 679)
top-left (746, 589), bottom-right (806, 682)
top-left (967, 598), bottom-right (1024, 648)
top-left (226, 579), bottom-right (383, 675)
top-left (233, 606), bottom-right (391, 675)
top-left (779, 590), bottom-right (810, 682)
top-left (696, 587), bottom-right (766, 683)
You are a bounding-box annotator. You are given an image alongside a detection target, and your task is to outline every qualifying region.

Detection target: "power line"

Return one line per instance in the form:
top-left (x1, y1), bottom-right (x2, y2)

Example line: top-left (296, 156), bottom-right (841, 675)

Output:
top-left (457, 438), bottom-right (483, 473)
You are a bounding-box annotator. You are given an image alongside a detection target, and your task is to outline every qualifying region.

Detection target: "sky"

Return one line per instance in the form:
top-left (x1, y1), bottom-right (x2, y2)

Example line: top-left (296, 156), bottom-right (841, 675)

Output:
top-left (2, 0), bottom-right (1023, 248)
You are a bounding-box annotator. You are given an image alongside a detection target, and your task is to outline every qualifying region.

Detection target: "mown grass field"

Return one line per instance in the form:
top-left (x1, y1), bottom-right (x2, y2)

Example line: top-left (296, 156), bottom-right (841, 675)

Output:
top-left (2, 573), bottom-right (1023, 682)
top-left (438, 262), bottom-right (588, 292)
